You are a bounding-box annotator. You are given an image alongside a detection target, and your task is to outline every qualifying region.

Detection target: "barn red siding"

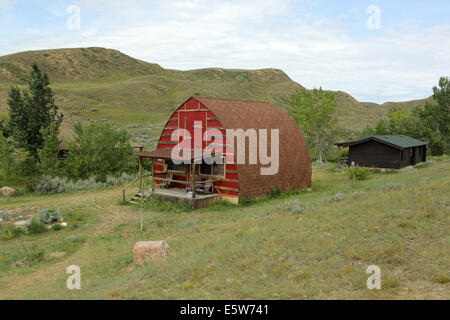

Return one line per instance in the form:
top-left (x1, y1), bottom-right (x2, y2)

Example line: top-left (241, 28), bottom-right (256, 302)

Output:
top-left (156, 98), bottom-right (240, 198)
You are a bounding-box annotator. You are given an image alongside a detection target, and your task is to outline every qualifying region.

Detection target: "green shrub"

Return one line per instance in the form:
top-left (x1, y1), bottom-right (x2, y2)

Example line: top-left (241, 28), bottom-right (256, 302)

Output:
top-left (180, 218), bottom-right (199, 233)
top-left (278, 199), bottom-right (305, 214)
top-left (38, 209), bottom-right (61, 224)
top-left (312, 159), bottom-right (325, 167)
top-left (331, 193), bottom-right (345, 202)
top-left (1, 211), bottom-right (10, 222)
top-left (267, 185), bottom-right (282, 199)
top-left (33, 174), bottom-right (134, 195)
top-left (348, 166), bottom-right (371, 181)
top-left (24, 244), bottom-right (45, 263)
top-left (399, 166), bottom-right (417, 174)
top-left (352, 191), bottom-right (365, 199)
top-left (27, 218), bottom-right (48, 234)
top-left (64, 121), bottom-right (132, 180)
top-left (52, 223), bottom-right (62, 231)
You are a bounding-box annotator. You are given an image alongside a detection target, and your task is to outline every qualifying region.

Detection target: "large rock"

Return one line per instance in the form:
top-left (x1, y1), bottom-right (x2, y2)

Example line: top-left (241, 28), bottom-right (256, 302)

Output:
top-left (1, 187), bottom-right (15, 196)
top-left (133, 241), bottom-right (169, 264)
top-left (14, 220), bottom-right (27, 227)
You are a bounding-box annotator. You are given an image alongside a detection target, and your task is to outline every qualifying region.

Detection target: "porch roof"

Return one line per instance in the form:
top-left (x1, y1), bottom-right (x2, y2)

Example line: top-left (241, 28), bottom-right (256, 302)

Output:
top-left (138, 148), bottom-right (222, 162)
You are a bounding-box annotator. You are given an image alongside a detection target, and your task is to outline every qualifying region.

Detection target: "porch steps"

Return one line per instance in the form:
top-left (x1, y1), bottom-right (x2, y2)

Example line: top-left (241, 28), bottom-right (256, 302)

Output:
top-left (128, 191), bottom-right (151, 205)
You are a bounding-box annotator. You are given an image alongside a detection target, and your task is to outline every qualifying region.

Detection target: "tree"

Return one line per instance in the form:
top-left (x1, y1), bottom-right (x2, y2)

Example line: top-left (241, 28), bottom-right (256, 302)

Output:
top-left (64, 121), bottom-right (132, 181)
top-left (364, 76), bottom-right (449, 155)
top-left (0, 135), bottom-right (15, 185)
top-left (7, 63), bottom-right (63, 159)
top-left (288, 88), bottom-right (338, 162)
top-left (37, 124), bottom-right (62, 176)
top-left (412, 103), bottom-right (446, 155)
top-left (0, 119), bottom-right (9, 138)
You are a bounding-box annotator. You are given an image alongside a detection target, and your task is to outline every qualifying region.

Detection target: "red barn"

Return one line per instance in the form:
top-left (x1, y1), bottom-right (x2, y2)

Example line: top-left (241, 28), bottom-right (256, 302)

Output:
top-left (137, 97), bottom-right (311, 206)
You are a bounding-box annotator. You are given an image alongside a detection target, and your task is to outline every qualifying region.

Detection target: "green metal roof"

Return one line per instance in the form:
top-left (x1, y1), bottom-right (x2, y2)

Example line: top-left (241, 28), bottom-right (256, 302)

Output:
top-left (360, 135), bottom-right (427, 149)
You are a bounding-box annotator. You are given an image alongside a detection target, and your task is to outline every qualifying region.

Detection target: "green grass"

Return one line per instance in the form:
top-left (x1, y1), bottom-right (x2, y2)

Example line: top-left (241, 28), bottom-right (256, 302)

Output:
top-left (0, 158), bottom-right (448, 299)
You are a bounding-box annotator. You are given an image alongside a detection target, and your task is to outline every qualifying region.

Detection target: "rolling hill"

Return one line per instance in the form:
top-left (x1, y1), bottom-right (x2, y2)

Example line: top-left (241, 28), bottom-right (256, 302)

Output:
top-left (0, 47), bottom-right (432, 143)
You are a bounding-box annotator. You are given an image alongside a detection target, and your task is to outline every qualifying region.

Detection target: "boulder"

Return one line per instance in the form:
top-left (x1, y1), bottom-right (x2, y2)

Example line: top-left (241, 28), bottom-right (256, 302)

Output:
top-left (14, 220), bottom-right (27, 227)
top-left (61, 222), bottom-right (68, 227)
top-left (1, 187), bottom-right (15, 196)
top-left (133, 241), bottom-right (169, 264)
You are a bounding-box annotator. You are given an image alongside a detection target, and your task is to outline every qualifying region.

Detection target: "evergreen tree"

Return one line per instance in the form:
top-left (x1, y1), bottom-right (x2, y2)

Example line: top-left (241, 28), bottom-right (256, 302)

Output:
top-left (7, 63), bottom-right (63, 159)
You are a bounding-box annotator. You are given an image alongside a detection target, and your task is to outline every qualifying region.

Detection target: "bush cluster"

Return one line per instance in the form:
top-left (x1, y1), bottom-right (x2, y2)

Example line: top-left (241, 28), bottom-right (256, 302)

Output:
top-left (347, 165), bottom-right (371, 181)
top-left (32, 173), bottom-right (134, 195)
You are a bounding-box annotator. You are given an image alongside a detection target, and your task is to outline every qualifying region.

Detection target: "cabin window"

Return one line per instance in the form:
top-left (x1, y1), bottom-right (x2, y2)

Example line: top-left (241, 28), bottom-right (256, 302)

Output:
top-left (401, 151), bottom-right (405, 160)
top-left (200, 163), bottom-right (225, 177)
top-left (167, 160), bottom-right (185, 173)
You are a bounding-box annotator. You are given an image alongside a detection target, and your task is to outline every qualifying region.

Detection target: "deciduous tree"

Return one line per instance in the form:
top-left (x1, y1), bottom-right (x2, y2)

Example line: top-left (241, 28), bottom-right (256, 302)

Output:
top-left (288, 88), bottom-right (338, 162)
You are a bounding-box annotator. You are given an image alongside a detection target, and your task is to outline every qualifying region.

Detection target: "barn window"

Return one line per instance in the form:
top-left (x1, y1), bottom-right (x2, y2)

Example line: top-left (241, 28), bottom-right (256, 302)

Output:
top-left (167, 160), bottom-right (185, 173)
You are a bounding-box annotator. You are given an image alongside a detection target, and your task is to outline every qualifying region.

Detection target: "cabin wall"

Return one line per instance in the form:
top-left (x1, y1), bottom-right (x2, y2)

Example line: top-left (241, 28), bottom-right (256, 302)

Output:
top-left (398, 147), bottom-right (412, 168)
top-left (349, 141), bottom-right (402, 169)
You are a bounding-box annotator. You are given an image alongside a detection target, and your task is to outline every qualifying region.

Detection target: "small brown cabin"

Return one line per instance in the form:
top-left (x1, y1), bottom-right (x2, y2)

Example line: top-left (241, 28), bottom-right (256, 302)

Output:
top-left (335, 135), bottom-right (427, 169)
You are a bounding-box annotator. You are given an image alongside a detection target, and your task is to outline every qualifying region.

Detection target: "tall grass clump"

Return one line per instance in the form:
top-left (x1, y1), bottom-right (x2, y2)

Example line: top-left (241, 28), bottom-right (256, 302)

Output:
top-left (348, 165), bottom-right (371, 181)
top-left (0, 224), bottom-right (24, 240)
top-left (27, 218), bottom-right (47, 234)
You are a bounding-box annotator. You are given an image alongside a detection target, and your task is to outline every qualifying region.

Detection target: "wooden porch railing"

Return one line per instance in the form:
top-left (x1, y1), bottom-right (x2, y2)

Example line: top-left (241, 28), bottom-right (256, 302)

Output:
top-left (120, 177), bottom-right (140, 202)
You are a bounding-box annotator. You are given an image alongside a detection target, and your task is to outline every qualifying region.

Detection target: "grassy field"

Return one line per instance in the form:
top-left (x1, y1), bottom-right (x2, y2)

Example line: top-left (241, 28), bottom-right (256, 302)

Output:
top-left (0, 158), bottom-right (448, 300)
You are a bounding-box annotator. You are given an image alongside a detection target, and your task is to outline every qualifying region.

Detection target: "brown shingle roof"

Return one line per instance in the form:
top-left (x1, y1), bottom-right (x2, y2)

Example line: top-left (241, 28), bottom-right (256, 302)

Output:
top-left (194, 97), bottom-right (312, 197)
top-left (129, 141), bottom-right (143, 149)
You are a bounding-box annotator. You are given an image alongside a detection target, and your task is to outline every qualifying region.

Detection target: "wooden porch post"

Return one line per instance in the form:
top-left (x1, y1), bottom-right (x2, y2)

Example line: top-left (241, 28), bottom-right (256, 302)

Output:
top-left (151, 158), bottom-right (155, 192)
top-left (192, 162), bottom-right (196, 199)
top-left (139, 156), bottom-right (143, 191)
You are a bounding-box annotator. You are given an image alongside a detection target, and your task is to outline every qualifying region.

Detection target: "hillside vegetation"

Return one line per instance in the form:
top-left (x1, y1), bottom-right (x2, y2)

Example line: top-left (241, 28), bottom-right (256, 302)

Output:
top-left (0, 158), bottom-right (448, 299)
top-left (0, 48), bottom-right (432, 139)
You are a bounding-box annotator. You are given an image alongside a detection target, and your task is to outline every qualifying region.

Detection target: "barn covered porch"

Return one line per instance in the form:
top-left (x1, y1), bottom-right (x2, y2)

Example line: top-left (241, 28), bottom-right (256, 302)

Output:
top-left (135, 148), bottom-right (222, 208)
